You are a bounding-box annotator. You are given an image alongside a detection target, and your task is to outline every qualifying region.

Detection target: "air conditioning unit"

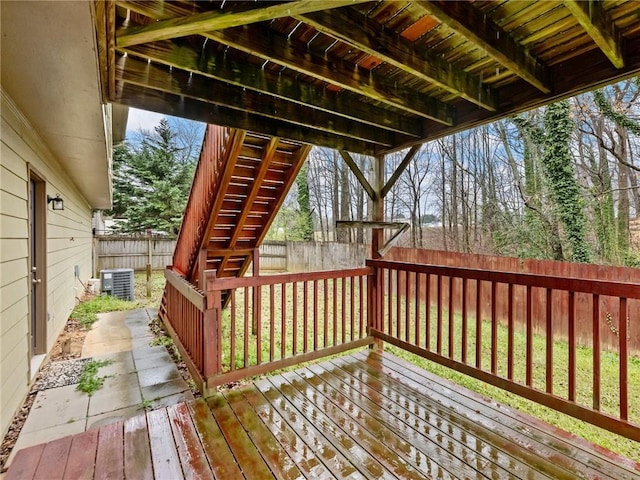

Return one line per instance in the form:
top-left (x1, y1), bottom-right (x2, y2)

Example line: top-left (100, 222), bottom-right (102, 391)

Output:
top-left (100, 268), bottom-right (134, 301)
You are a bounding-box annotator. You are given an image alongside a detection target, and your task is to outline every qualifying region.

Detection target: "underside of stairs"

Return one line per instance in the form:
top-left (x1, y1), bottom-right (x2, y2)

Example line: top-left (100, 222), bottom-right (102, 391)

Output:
top-left (171, 125), bottom-right (311, 288)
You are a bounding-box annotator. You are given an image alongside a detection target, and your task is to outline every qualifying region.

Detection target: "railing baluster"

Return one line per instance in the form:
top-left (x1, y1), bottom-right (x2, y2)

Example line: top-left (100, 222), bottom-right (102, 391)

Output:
top-left (342, 277), bottom-right (347, 344)
top-left (230, 289), bottom-right (236, 371)
top-left (437, 275), bottom-right (443, 355)
top-left (256, 284), bottom-right (262, 365)
top-left (405, 270), bottom-right (410, 343)
top-left (526, 285), bottom-right (533, 386)
top-left (388, 268), bottom-right (393, 336)
top-left (507, 283), bottom-right (514, 381)
top-left (324, 278), bottom-right (329, 347)
top-left (620, 297), bottom-right (628, 421)
top-left (292, 282), bottom-right (298, 355)
top-left (461, 277), bottom-right (467, 364)
top-left (415, 273), bottom-right (421, 349)
top-left (270, 283), bottom-right (275, 362)
top-left (425, 273), bottom-right (431, 350)
top-left (350, 276), bottom-right (355, 342)
top-left (568, 290), bottom-right (576, 402)
top-left (592, 294), bottom-right (600, 410)
top-left (304, 280), bottom-right (309, 353)
top-left (281, 283), bottom-right (287, 360)
top-left (359, 275), bottom-right (364, 339)
top-left (314, 280), bottom-right (319, 351)
top-left (396, 270), bottom-right (401, 340)
top-left (448, 276), bottom-right (454, 359)
top-left (244, 286), bottom-right (249, 368)
top-left (491, 281), bottom-right (497, 375)
top-left (476, 279), bottom-right (482, 369)
top-left (333, 278), bottom-right (338, 345)
top-left (546, 288), bottom-right (553, 394)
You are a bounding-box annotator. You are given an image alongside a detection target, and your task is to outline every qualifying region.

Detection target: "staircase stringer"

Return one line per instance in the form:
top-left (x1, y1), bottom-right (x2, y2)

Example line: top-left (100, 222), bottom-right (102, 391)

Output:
top-left (188, 129), bottom-right (247, 285)
top-left (172, 124), bottom-right (231, 278)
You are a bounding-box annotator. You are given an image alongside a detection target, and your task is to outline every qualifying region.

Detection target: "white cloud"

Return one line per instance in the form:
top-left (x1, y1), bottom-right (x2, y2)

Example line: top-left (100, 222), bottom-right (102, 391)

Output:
top-left (125, 108), bottom-right (166, 136)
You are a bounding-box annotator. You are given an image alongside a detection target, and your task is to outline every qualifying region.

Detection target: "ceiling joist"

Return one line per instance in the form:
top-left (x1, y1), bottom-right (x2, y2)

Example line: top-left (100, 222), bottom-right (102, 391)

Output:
top-left (414, 0), bottom-right (550, 93)
top-left (564, 0), bottom-right (624, 69)
top-left (117, 1), bottom-right (455, 125)
top-left (116, 54), bottom-right (399, 146)
top-left (297, 10), bottom-right (498, 111)
top-left (115, 82), bottom-right (379, 155)
top-left (204, 26), bottom-right (456, 125)
top-left (119, 41), bottom-right (424, 138)
top-left (105, 1), bottom-right (640, 157)
top-left (116, 0), bottom-right (371, 47)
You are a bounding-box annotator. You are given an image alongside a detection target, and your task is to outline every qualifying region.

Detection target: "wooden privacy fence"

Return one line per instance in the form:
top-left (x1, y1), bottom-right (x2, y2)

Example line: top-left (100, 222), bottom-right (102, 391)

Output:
top-left (95, 239), bottom-right (366, 274)
top-left (94, 236), bottom-right (176, 273)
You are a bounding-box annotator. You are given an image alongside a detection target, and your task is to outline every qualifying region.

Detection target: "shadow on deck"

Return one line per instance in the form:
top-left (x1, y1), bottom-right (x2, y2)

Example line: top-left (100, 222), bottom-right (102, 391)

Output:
top-left (6, 350), bottom-right (639, 479)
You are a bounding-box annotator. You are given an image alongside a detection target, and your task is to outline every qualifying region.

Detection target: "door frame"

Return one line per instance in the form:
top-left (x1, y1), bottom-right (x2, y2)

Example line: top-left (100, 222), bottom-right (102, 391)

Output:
top-left (28, 166), bottom-right (47, 355)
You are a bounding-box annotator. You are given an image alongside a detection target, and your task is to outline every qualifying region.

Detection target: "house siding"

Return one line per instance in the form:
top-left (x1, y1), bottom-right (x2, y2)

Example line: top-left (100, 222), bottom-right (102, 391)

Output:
top-left (0, 91), bottom-right (96, 437)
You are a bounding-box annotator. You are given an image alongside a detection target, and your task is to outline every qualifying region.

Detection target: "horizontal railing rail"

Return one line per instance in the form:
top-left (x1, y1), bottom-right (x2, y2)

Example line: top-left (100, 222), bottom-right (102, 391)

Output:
top-left (367, 258), bottom-right (640, 441)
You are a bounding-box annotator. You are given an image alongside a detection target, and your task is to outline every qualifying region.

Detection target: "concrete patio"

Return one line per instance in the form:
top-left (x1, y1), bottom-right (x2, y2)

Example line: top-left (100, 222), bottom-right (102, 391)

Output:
top-left (5, 308), bottom-right (193, 469)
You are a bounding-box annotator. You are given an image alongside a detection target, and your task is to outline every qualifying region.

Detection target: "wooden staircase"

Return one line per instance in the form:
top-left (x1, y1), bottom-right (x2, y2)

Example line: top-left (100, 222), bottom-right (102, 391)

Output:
top-left (171, 124), bottom-right (311, 287)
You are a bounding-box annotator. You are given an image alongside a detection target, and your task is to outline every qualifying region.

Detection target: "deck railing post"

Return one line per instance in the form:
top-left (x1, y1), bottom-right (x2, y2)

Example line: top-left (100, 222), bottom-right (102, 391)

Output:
top-left (203, 269), bottom-right (221, 380)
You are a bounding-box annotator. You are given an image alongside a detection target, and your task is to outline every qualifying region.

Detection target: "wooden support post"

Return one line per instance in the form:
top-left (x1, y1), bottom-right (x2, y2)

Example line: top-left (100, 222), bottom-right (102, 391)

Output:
top-left (252, 248), bottom-right (260, 335)
top-left (198, 248), bottom-right (208, 289)
top-left (202, 269), bottom-right (220, 380)
top-left (371, 153), bottom-right (385, 350)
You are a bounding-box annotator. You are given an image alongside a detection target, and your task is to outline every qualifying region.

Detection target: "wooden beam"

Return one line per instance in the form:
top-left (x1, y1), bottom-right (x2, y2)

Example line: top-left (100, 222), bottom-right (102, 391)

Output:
top-left (414, 0), bottom-right (550, 93)
top-left (298, 10), bottom-right (497, 111)
top-left (337, 221), bottom-right (409, 257)
top-left (119, 41), bottom-right (424, 138)
top-left (115, 82), bottom-right (379, 155)
top-left (116, 53), bottom-right (398, 146)
top-left (207, 25), bottom-right (456, 124)
top-left (564, 0), bottom-right (624, 69)
top-left (116, 0), bottom-right (370, 47)
top-left (339, 150), bottom-right (375, 201)
top-left (381, 145), bottom-right (421, 199)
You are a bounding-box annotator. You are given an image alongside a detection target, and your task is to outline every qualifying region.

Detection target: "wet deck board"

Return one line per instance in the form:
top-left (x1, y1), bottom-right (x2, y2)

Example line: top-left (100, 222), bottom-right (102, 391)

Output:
top-left (6, 351), bottom-right (639, 479)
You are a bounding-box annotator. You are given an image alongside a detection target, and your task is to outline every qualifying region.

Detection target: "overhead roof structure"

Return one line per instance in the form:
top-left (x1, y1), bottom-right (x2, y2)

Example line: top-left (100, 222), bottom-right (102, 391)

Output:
top-left (99, 0), bottom-right (640, 156)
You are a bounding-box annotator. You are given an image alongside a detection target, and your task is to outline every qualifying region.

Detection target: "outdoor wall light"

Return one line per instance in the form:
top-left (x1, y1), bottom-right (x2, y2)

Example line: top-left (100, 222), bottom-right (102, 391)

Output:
top-left (47, 194), bottom-right (64, 211)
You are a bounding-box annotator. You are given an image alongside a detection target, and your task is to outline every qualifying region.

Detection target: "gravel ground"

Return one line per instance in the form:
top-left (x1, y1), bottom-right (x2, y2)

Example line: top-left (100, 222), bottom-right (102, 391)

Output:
top-left (30, 358), bottom-right (92, 392)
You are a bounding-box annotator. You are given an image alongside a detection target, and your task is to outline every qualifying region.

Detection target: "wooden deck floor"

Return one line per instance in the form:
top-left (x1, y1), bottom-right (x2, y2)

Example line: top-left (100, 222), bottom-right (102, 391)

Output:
top-left (6, 351), bottom-right (639, 479)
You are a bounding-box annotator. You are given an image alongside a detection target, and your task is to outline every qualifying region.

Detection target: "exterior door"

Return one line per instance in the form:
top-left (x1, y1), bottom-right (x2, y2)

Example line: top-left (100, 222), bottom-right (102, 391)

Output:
top-left (29, 172), bottom-right (46, 355)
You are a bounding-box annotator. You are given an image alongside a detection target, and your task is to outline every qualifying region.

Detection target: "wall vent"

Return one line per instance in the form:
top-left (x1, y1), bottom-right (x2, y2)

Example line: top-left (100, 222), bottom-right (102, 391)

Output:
top-left (100, 268), bottom-right (134, 301)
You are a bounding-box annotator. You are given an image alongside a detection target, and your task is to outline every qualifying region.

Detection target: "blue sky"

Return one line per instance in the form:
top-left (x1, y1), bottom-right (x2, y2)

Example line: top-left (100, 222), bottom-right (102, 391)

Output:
top-left (125, 108), bottom-right (168, 137)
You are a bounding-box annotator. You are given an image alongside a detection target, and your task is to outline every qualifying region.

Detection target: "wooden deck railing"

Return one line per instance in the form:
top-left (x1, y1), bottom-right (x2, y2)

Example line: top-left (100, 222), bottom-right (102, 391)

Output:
top-left (162, 257), bottom-right (639, 441)
top-left (172, 125), bottom-right (231, 277)
top-left (367, 258), bottom-right (640, 441)
top-left (163, 266), bottom-right (375, 394)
